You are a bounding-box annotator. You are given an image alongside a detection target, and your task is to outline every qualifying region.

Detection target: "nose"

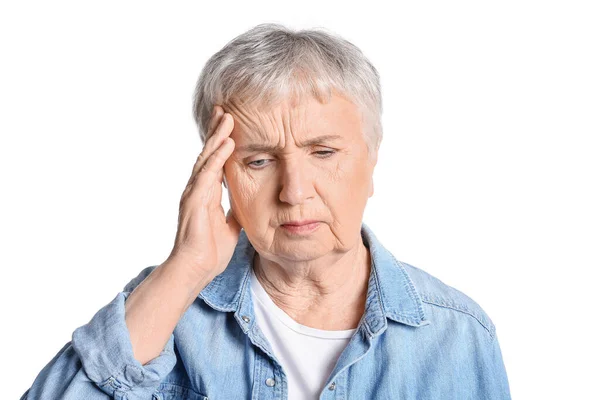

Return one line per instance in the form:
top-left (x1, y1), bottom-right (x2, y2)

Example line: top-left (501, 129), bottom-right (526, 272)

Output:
top-left (278, 159), bottom-right (316, 205)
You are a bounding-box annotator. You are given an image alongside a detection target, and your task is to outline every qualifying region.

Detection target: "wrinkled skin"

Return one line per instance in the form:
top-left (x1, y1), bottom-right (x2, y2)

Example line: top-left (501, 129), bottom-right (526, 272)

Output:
top-left (221, 92), bottom-right (379, 329)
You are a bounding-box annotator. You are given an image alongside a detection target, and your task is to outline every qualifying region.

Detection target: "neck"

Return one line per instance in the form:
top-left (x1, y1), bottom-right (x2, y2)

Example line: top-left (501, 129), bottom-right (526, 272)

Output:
top-left (252, 235), bottom-right (371, 330)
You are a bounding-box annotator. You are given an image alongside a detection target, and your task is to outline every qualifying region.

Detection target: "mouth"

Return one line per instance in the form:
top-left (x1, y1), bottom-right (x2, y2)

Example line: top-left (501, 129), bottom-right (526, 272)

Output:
top-left (280, 220), bottom-right (321, 235)
top-left (280, 220), bottom-right (320, 226)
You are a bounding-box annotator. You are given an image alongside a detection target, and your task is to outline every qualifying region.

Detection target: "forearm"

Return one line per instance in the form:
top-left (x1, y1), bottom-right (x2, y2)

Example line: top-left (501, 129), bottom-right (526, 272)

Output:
top-left (124, 260), bottom-right (212, 365)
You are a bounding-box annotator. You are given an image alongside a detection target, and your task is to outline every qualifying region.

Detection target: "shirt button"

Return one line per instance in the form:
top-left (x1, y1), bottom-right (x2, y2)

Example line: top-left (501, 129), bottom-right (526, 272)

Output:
top-left (328, 382), bottom-right (336, 390)
top-left (265, 378), bottom-right (276, 387)
top-left (242, 315), bottom-right (251, 323)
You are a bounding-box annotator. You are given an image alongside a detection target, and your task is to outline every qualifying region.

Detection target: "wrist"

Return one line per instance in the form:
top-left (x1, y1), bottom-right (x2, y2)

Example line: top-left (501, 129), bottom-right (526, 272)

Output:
top-left (159, 256), bottom-right (214, 298)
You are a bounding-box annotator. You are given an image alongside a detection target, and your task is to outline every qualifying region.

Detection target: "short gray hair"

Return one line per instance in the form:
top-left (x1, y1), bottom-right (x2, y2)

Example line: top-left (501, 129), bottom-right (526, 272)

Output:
top-left (192, 23), bottom-right (383, 160)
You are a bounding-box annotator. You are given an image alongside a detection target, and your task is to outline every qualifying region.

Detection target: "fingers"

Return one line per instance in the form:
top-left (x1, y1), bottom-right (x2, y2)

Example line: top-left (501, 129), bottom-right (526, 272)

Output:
top-left (185, 107), bottom-right (233, 186)
top-left (183, 135), bottom-right (235, 201)
top-left (207, 105), bottom-right (225, 134)
top-left (200, 137), bottom-right (234, 176)
top-left (203, 113), bottom-right (233, 159)
top-left (191, 119), bottom-right (230, 181)
top-left (192, 111), bottom-right (233, 178)
top-left (182, 137), bottom-right (234, 203)
top-left (181, 105), bottom-right (234, 199)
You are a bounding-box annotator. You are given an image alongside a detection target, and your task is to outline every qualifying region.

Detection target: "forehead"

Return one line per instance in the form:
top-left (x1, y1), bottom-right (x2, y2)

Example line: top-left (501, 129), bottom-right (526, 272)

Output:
top-left (228, 93), bottom-right (362, 151)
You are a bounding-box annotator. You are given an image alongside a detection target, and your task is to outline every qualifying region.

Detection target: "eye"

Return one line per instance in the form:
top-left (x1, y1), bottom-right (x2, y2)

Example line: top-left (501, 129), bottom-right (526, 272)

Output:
top-left (247, 159), bottom-right (272, 168)
top-left (314, 150), bottom-right (335, 158)
top-left (246, 150), bottom-right (336, 170)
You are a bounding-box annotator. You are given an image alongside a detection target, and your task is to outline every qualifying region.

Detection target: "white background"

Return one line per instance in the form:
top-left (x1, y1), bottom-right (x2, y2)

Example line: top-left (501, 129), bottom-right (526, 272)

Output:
top-left (1, 1), bottom-right (598, 398)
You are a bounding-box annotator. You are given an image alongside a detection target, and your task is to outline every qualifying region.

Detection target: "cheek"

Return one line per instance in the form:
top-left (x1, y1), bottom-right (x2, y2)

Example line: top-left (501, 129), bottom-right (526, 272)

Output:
top-left (225, 161), bottom-right (264, 206)
top-left (329, 156), bottom-right (369, 190)
top-left (318, 158), bottom-right (371, 210)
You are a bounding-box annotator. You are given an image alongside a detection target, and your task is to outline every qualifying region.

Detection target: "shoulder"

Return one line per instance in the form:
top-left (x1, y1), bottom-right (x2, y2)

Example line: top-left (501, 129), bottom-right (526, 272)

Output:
top-left (122, 265), bottom-right (159, 292)
top-left (399, 260), bottom-right (497, 340)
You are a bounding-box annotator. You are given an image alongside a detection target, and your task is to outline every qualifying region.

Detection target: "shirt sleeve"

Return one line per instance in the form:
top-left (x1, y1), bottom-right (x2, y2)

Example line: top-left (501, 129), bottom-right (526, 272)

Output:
top-left (21, 275), bottom-right (177, 399)
top-left (479, 331), bottom-right (512, 399)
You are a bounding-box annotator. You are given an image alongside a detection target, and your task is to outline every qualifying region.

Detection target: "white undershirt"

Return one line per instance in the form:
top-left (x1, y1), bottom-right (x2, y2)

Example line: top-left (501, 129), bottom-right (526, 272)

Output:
top-left (249, 267), bottom-right (356, 400)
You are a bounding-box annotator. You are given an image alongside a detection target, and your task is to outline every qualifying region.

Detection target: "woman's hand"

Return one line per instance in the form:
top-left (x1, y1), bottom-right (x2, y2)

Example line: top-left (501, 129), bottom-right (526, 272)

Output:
top-left (124, 107), bottom-right (240, 365)
top-left (165, 105), bottom-right (242, 282)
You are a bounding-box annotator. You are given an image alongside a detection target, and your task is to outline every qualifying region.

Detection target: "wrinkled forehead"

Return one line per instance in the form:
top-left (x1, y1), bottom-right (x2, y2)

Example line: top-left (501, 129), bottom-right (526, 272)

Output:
top-left (224, 93), bottom-right (362, 148)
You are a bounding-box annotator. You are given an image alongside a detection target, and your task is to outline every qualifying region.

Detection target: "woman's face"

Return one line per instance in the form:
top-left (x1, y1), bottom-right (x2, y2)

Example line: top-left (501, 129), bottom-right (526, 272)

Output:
top-left (222, 93), bottom-right (377, 263)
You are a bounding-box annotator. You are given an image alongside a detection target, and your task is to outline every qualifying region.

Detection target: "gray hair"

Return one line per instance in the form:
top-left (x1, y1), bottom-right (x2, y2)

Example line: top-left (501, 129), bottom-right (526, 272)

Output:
top-left (192, 23), bottom-right (383, 160)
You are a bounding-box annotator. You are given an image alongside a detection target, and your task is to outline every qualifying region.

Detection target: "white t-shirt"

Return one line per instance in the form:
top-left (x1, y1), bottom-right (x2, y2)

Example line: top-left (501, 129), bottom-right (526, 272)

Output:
top-left (249, 267), bottom-right (357, 400)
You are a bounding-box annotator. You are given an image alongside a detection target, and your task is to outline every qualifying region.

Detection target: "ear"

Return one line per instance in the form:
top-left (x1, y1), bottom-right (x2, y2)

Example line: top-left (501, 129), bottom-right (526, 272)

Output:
top-left (368, 149), bottom-right (378, 198)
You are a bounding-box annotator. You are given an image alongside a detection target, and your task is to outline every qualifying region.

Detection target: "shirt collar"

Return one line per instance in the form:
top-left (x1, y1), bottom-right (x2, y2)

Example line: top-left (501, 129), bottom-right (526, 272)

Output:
top-left (199, 222), bottom-right (430, 336)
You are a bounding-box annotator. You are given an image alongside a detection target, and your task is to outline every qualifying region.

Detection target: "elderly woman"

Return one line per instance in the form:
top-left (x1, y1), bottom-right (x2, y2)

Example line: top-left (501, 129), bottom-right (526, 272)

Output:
top-left (22, 24), bottom-right (511, 399)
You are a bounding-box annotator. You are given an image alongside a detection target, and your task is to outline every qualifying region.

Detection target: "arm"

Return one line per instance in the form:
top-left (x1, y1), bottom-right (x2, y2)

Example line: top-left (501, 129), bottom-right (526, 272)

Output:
top-left (124, 259), bottom-right (213, 366)
top-left (477, 331), bottom-right (512, 399)
top-left (19, 263), bottom-right (199, 400)
top-left (21, 106), bottom-right (240, 399)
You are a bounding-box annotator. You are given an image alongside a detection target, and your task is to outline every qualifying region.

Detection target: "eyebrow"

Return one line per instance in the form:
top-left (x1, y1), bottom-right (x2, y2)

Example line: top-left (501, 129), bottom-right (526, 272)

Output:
top-left (236, 134), bottom-right (344, 153)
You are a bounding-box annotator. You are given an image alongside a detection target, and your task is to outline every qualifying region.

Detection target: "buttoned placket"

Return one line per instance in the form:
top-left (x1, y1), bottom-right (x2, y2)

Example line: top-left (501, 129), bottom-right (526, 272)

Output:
top-left (196, 223), bottom-right (431, 399)
top-left (235, 274), bottom-right (289, 400)
top-left (316, 325), bottom-right (373, 399)
top-left (237, 300), bottom-right (377, 399)
top-left (231, 246), bottom-right (386, 400)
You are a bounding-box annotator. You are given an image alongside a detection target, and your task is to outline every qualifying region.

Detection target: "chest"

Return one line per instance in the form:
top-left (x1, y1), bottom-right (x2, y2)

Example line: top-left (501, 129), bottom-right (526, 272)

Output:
top-left (155, 310), bottom-right (477, 400)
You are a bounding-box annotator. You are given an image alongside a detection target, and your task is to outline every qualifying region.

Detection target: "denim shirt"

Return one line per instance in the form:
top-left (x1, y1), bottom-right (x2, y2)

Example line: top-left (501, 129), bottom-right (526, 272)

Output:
top-left (21, 222), bottom-right (511, 399)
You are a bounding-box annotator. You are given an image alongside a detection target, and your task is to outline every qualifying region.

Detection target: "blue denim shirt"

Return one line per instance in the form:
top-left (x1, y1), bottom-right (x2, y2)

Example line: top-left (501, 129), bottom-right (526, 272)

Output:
top-left (22, 222), bottom-right (511, 399)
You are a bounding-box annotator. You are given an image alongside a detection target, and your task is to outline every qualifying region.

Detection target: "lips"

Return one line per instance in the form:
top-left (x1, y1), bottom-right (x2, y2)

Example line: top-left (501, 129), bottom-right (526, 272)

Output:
top-left (280, 220), bottom-right (321, 235)
top-left (281, 220), bottom-right (320, 226)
